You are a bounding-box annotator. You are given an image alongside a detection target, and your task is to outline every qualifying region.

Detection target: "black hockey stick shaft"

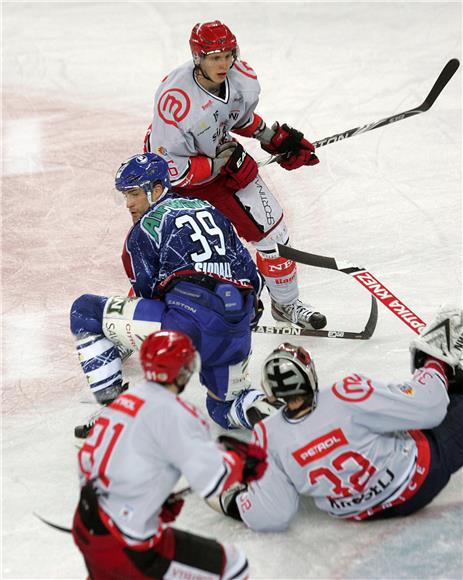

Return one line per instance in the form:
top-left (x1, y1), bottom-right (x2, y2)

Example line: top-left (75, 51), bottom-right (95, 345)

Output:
top-left (33, 512), bottom-right (72, 534)
top-left (33, 486), bottom-right (194, 534)
top-left (253, 245), bottom-right (378, 340)
top-left (313, 59), bottom-right (460, 148)
top-left (259, 58), bottom-right (460, 166)
top-left (253, 301), bottom-right (377, 340)
top-left (278, 244), bottom-right (425, 334)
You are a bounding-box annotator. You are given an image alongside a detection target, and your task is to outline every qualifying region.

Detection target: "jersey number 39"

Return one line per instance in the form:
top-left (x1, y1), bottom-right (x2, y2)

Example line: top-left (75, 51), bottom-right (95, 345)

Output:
top-left (175, 211), bottom-right (226, 261)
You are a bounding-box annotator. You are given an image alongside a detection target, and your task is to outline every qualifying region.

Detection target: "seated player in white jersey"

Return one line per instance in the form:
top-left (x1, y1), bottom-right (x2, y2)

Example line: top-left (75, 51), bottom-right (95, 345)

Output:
top-left (209, 306), bottom-right (463, 530)
top-left (72, 330), bottom-right (267, 580)
top-left (144, 20), bottom-right (326, 331)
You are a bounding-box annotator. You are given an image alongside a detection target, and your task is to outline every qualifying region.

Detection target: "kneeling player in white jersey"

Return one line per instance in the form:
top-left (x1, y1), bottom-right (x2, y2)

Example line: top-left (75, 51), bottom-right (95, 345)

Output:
top-left (144, 20), bottom-right (326, 331)
top-left (211, 306), bottom-right (463, 530)
top-left (73, 330), bottom-right (267, 579)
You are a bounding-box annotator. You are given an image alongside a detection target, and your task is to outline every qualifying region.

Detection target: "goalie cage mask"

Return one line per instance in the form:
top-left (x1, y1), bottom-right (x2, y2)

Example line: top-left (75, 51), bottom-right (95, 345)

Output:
top-left (262, 343), bottom-right (319, 409)
top-left (115, 153), bottom-right (170, 205)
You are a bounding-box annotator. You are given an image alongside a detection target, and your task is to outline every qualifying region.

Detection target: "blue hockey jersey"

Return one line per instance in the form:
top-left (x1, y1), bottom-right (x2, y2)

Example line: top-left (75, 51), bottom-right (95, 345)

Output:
top-left (122, 193), bottom-right (262, 298)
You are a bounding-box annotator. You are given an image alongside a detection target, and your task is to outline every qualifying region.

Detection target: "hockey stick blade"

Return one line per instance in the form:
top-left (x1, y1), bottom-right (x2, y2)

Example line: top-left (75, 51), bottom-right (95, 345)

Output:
top-left (259, 58), bottom-right (460, 164)
top-left (33, 512), bottom-right (72, 534)
top-left (278, 244), bottom-right (425, 335)
top-left (254, 300), bottom-right (377, 340)
top-left (420, 58), bottom-right (460, 111)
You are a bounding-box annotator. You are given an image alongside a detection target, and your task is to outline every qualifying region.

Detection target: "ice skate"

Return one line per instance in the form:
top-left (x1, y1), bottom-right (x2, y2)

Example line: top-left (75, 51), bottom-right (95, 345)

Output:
top-left (74, 382), bottom-right (129, 439)
top-left (271, 299), bottom-right (327, 330)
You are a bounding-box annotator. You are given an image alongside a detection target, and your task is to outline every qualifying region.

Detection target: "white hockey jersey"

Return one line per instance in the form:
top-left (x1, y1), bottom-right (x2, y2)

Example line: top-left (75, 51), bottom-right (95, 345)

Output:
top-left (237, 363), bottom-right (449, 531)
top-left (77, 382), bottom-right (233, 544)
top-left (149, 59), bottom-right (261, 187)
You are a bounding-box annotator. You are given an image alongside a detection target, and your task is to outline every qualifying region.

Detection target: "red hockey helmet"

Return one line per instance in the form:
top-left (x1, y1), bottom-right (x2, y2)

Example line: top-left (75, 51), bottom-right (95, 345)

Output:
top-left (140, 330), bottom-right (199, 391)
top-left (189, 20), bottom-right (238, 64)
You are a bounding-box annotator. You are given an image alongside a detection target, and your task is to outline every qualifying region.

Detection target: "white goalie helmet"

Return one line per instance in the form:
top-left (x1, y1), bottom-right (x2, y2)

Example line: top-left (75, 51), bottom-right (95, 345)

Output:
top-left (262, 343), bottom-right (319, 409)
top-left (409, 306), bottom-right (463, 373)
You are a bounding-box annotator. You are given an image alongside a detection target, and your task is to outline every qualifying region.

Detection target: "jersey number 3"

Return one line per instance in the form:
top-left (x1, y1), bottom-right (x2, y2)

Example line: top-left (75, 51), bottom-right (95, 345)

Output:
top-left (309, 451), bottom-right (377, 497)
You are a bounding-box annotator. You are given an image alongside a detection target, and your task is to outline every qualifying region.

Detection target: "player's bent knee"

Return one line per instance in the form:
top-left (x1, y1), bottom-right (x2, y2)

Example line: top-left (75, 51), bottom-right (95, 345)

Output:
top-left (102, 295), bottom-right (164, 351)
top-left (221, 544), bottom-right (249, 580)
top-left (253, 219), bottom-right (289, 252)
top-left (70, 294), bottom-right (108, 335)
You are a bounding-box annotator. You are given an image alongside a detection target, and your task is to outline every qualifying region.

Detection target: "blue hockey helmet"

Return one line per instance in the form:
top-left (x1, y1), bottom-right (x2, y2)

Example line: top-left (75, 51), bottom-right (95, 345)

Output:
top-left (115, 153), bottom-right (170, 205)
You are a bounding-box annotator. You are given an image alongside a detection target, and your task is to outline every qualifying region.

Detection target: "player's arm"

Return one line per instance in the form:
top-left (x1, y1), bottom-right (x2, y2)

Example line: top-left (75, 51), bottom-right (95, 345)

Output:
top-left (162, 404), bottom-right (267, 501)
top-left (125, 225), bottom-right (162, 298)
top-left (353, 308), bottom-right (463, 432)
top-left (216, 442), bottom-right (299, 533)
top-left (233, 109), bottom-right (320, 171)
top-left (147, 105), bottom-right (214, 188)
top-left (350, 365), bottom-right (449, 434)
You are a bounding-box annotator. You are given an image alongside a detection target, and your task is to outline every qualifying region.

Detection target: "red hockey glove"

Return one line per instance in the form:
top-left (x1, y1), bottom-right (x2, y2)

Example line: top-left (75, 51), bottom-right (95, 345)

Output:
top-left (159, 493), bottom-right (185, 523)
top-left (261, 123), bottom-right (319, 170)
top-left (218, 435), bottom-right (268, 484)
top-left (220, 143), bottom-right (258, 190)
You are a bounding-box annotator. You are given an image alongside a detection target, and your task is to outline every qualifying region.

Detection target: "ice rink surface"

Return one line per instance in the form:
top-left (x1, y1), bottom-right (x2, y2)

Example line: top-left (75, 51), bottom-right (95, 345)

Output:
top-left (2, 1), bottom-right (462, 578)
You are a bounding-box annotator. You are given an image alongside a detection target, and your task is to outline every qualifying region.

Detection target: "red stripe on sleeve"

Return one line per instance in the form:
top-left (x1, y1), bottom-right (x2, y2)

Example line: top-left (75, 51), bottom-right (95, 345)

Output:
top-left (232, 113), bottom-right (263, 138)
top-left (177, 155), bottom-right (212, 187)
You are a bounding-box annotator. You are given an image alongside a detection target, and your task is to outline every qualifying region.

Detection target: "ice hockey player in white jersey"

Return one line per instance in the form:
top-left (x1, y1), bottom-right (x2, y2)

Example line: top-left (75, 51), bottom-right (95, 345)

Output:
top-left (144, 20), bottom-right (326, 331)
top-left (72, 330), bottom-right (267, 579)
top-left (212, 306), bottom-right (463, 531)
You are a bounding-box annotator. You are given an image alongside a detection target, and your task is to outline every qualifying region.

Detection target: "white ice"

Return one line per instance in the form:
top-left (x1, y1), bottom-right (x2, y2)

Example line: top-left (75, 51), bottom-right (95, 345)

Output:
top-left (2, 2), bottom-right (462, 579)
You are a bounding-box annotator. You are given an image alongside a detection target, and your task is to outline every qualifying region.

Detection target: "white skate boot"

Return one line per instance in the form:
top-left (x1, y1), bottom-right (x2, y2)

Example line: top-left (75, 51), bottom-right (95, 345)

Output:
top-left (271, 299), bottom-right (327, 330)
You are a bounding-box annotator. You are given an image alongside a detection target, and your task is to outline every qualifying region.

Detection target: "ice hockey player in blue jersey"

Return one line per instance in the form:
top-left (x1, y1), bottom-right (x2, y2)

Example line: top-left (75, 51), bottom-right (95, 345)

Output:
top-left (70, 153), bottom-right (279, 434)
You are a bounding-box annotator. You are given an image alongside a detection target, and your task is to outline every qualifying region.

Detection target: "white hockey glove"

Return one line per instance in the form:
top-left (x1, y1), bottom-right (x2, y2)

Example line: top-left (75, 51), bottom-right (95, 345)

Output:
top-left (211, 142), bottom-right (238, 178)
top-left (220, 482), bottom-right (246, 521)
top-left (409, 306), bottom-right (463, 373)
top-left (206, 482), bottom-right (246, 521)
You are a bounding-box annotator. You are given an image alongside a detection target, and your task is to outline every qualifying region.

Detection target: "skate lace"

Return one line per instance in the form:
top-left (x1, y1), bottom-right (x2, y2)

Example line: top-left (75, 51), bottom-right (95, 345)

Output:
top-left (289, 300), bottom-right (315, 323)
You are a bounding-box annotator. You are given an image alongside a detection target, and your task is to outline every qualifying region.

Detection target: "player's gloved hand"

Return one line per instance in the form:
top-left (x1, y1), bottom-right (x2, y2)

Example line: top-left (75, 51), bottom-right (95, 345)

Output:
top-left (219, 142), bottom-right (258, 190)
top-left (261, 122), bottom-right (319, 170)
top-left (219, 482), bottom-right (246, 521)
top-left (409, 306), bottom-right (463, 373)
top-left (159, 492), bottom-right (185, 523)
top-left (218, 435), bottom-right (268, 483)
top-left (211, 142), bottom-right (238, 177)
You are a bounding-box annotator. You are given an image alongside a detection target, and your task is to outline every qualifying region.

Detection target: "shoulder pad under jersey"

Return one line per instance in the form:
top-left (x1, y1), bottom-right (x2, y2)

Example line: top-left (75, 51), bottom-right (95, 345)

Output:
top-left (155, 61), bottom-right (195, 130)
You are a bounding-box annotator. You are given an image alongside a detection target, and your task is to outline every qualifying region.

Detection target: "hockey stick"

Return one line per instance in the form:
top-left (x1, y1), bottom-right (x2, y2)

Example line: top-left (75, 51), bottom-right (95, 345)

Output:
top-left (259, 58), bottom-right (460, 166)
top-left (33, 512), bottom-right (72, 533)
top-left (277, 244), bottom-right (425, 335)
top-left (33, 486), bottom-right (193, 535)
top-left (253, 304), bottom-right (377, 340)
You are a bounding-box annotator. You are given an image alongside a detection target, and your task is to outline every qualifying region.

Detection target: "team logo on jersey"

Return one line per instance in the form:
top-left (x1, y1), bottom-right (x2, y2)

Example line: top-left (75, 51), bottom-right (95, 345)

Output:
top-left (332, 374), bottom-right (374, 403)
top-left (229, 109), bottom-right (240, 121)
top-left (158, 88), bottom-right (191, 128)
top-left (201, 99), bottom-right (213, 110)
top-left (398, 383), bottom-right (415, 396)
top-left (292, 428), bottom-right (348, 466)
